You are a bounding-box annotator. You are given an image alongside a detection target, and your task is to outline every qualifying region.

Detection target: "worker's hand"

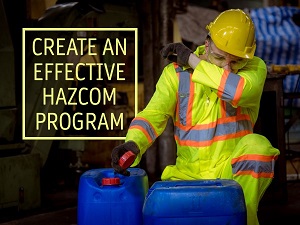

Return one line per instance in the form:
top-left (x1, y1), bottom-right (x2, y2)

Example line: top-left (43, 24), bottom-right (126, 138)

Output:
top-left (111, 141), bottom-right (140, 176)
top-left (160, 42), bottom-right (193, 66)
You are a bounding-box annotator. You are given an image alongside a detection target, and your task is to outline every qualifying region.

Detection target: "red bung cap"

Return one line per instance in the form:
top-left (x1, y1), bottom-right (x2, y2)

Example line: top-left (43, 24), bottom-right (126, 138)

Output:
top-left (102, 177), bottom-right (120, 186)
top-left (119, 151), bottom-right (136, 169)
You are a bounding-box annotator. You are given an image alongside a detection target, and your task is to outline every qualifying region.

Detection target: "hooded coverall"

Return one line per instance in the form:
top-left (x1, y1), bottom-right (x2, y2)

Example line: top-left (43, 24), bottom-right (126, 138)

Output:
top-left (126, 45), bottom-right (280, 225)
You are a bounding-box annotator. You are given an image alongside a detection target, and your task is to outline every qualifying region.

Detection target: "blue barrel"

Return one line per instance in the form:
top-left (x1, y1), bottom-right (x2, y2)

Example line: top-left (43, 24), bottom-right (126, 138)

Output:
top-left (77, 168), bottom-right (148, 225)
top-left (143, 179), bottom-right (246, 225)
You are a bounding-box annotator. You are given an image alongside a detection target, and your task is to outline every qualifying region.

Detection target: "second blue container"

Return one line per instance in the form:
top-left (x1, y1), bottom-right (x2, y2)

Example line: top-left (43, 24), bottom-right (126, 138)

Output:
top-left (77, 168), bottom-right (148, 225)
top-left (143, 179), bottom-right (246, 225)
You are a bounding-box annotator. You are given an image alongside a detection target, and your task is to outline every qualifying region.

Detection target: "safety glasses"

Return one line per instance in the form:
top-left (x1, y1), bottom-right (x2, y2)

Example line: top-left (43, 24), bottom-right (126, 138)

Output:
top-left (207, 41), bottom-right (248, 70)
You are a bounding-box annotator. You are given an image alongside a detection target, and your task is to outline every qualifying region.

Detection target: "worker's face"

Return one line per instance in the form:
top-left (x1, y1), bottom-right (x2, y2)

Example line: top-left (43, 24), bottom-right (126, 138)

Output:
top-left (205, 40), bottom-right (248, 72)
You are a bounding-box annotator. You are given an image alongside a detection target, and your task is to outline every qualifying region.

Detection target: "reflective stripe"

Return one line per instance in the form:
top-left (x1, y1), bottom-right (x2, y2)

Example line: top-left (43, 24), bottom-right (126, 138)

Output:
top-left (129, 117), bottom-right (158, 143)
top-left (174, 64), bottom-right (253, 147)
top-left (225, 102), bottom-right (237, 117)
top-left (231, 154), bottom-right (278, 178)
top-left (174, 116), bottom-right (253, 147)
top-left (175, 64), bottom-right (193, 126)
top-left (218, 70), bottom-right (244, 106)
top-left (218, 70), bottom-right (229, 98)
top-left (232, 76), bottom-right (244, 107)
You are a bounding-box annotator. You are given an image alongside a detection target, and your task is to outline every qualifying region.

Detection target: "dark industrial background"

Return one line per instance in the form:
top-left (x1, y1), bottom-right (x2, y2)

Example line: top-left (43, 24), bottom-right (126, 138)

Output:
top-left (0, 0), bottom-right (300, 224)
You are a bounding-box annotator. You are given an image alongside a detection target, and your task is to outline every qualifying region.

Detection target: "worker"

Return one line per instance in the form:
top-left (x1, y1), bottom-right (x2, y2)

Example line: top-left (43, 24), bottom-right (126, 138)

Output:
top-left (111, 9), bottom-right (280, 225)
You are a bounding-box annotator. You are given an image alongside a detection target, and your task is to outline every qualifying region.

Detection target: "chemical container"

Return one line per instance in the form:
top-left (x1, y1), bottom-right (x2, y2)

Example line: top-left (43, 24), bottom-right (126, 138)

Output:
top-left (143, 179), bottom-right (246, 225)
top-left (77, 168), bottom-right (148, 225)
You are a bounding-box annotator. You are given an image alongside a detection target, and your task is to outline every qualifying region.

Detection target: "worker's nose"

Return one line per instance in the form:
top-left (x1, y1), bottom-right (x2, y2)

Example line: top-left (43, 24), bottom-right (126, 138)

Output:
top-left (222, 63), bottom-right (232, 72)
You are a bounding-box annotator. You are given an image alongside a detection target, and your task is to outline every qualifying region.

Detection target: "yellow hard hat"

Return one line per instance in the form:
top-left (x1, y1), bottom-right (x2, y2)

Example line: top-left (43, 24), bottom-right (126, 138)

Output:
top-left (206, 9), bottom-right (256, 59)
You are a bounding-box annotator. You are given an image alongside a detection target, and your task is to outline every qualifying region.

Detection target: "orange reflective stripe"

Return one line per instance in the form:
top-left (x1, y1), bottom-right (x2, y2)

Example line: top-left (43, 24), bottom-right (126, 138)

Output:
top-left (217, 70), bottom-right (230, 97)
top-left (232, 77), bottom-right (244, 106)
top-left (231, 154), bottom-right (278, 164)
top-left (129, 125), bottom-right (152, 143)
top-left (217, 70), bottom-right (244, 107)
top-left (234, 170), bottom-right (275, 178)
top-left (175, 114), bottom-right (252, 131)
top-left (175, 130), bottom-right (250, 147)
top-left (128, 117), bottom-right (158, 143)
top-left (232, 154), bottom-right (278, 178)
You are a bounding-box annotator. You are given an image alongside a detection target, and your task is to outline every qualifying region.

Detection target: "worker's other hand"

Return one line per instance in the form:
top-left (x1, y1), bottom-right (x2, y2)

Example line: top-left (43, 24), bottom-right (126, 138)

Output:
top-left (111, 141), bottom-right (140, 176)
top-left (160, 42), bottom-right (193, 66)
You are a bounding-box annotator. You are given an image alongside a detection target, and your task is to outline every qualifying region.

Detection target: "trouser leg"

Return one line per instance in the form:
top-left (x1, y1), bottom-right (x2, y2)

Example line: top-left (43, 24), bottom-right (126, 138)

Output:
top-left (221, 134), bottom-right (280, 225)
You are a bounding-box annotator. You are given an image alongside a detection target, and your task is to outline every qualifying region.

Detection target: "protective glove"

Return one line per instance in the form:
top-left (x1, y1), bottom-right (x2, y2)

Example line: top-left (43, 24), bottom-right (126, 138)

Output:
top-left (111, 141), bottom-right (140, 176)
top-left (160, 42), bottom-right (193, 66)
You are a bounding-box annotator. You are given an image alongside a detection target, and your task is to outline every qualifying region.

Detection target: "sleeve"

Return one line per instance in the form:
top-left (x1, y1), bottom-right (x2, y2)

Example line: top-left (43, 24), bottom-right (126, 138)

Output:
top-left (191, 56), bottom-right (267, 109)
top-left (125, 63), bottom-right (179, 166)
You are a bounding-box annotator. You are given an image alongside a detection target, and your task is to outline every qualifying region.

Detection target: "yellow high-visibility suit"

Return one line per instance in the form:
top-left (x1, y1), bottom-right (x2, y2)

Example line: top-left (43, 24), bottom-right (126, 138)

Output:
top-left (126, 45), bottom-right (280, 225)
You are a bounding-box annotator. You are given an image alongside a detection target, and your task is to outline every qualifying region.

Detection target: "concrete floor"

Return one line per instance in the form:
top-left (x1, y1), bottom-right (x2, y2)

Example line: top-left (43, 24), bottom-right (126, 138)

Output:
top-left (0, 181), bottom-right (299, 225)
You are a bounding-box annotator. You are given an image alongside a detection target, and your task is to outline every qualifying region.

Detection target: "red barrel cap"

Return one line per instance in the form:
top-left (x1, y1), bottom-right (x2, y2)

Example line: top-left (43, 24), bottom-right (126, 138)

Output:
top-left (119, 151), bottom-right (136, 169)
top-left (102, 177), bottom-right (120, 186)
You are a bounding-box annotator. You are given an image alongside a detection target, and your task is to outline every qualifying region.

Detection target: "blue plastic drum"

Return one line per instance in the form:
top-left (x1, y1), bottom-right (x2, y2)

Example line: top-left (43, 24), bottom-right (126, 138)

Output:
top-left (77, 168), bottom-right (148, 225)
top-left (143, 179), bottom-right (246, 225)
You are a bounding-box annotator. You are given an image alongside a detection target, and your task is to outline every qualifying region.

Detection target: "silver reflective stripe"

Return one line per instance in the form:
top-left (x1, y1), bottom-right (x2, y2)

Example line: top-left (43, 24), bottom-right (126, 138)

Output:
top-left (176, 66), bottom-right (191, 126)
top-left (130, 119), bottom-right (157, 141)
